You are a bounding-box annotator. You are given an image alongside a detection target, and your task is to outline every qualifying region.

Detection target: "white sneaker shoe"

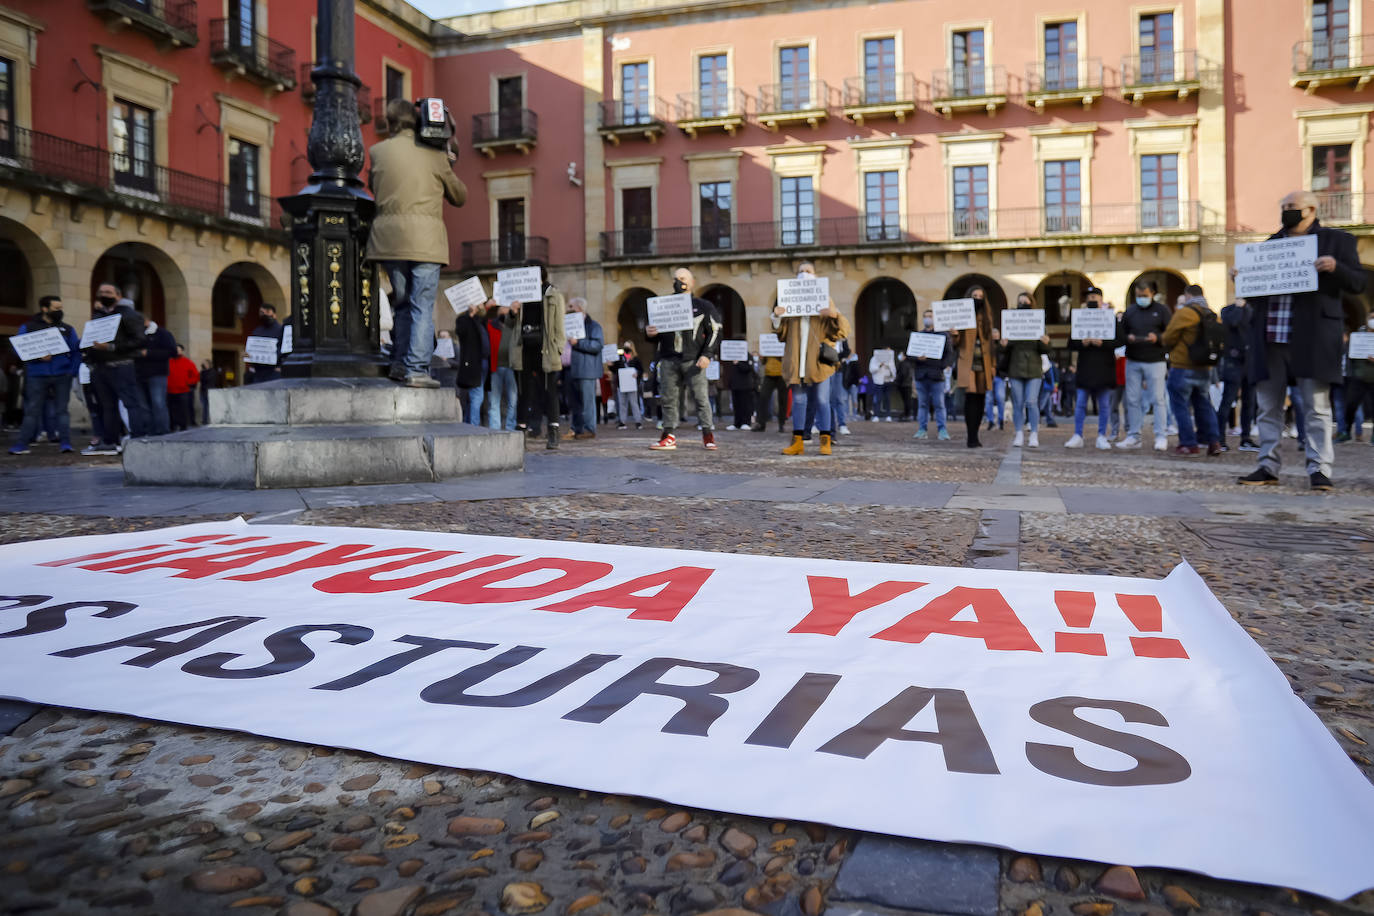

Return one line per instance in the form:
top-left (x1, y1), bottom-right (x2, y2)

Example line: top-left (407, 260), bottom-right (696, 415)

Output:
top-left (869, 416), bottom-right (880, 423)
top-left (1116, 436), bottom-right (1142, 449)
top-left (1028, 432), bottom-right (1040, 448)
top-left (883, 417), bottom-right (893, 423)
top-left (1012, 431), bottom-right (1024, 447)
top-left (726, 425), bottom-right (738, 431)
top-left (838, 425), bottom-right (851, 435)
top-left (1095, 435), bottom-right (1112, 450)
top-left (1064, 434), bottom-right (1084, 448)
top-left (1154, 436), bottom-right (1168, 451)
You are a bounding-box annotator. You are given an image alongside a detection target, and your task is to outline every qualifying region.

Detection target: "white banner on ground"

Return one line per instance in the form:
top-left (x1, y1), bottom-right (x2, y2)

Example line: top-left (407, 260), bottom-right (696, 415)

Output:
top-left (720, 340), bottom-right (749, 362)
top-left (647, 294), bottom-right (694, 333)
top-left (776, 277), bottom-right (830, 317)
top-left (244, 336), bottom-right (280, 366)
top-left (79, 314), bottom-right (122, 349)
top-left (9, 326), bottom-right (70, 361)
top-left (931, 299), bottom-right (977, 332)
top-left (0, 521), bottom-right (1371, 898)
top-left (281, 325), bottom-right (294, 355)
top-left (617, 367), bottom-right (638, 391)
top-left (434, 337), bottom-right (456, 360)
top-left (602, 344), bottom-right (620, 364)
top-left (705, 360), bottom-right (720, 381)
top-left (563, 312), bottom-right (587, 341)
top-left (1234, 236), bottom-right (1319, 298)
top-left (906, 331), bottom-right (946, 360)
top-left (495, 267), bottom-right (542, 304)
top-left (1002, 310), bottom-right (1046, 341)
top-left (758, 334), bottom-right (785, 357)
top-left (445, 277), bottom-right (488, 313)
top-left (1071, 308), bottom-right (1118, 341)
top-left (1349, 332), bottom-right (1374, 360)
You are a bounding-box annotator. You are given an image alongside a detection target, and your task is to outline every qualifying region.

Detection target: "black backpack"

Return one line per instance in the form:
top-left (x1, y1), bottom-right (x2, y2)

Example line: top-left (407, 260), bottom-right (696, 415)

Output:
top-left (1186, 305), bottom-right (1226, 367)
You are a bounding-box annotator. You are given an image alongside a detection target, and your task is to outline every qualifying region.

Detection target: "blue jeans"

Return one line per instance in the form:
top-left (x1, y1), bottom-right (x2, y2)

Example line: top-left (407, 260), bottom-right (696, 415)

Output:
top-left (141, 375), bottom-right (170, 436)
top-left (14, 374), bottom-right (72, 449)
top-left (915, 378), bottom-right (947, 432)
top-left (487, 366), bottom-right (518, 430)
top-left (1167, 368), bottom-right (1220, 447)
top-left (872, 383), bottom-right (891, 419)
top-left (460, 385), bottom-right (485, 426)
top-left (792, 375), bottom-right (832, 435)
top-left (571, 377), bottom-right (597, 433)
top-left (830, 379), bottom-right (848, 428)
top-left (1288, 384), bottom-right (1307, 444)
top-left (1125, 359), bottom-right (1168, 438)
top-left (1007, 377), bottom-right (1042, 433)
top-left (384, 261), bottom-right (440, 377)
top-left (983, 376), bottom-right (1005, 425)
top-left (1075, 387), bottom-right (1112, 437)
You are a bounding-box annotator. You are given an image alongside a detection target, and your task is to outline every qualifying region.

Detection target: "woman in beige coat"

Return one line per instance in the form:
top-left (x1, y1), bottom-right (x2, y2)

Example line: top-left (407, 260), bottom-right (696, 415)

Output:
top-left (953, 284), bottom-right (999, 449)
top-left (771, 264), bottom-right (853, 456)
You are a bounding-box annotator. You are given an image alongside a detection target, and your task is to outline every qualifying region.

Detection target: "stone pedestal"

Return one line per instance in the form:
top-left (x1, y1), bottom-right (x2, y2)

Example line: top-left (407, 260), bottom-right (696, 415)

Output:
top-left (121, 378), bottom-right (523, 489)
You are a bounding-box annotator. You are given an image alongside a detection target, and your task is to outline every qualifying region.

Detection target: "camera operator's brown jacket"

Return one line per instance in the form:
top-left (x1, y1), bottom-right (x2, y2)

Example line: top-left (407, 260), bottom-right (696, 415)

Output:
top-left (365, 128), bottom-right (466, 265)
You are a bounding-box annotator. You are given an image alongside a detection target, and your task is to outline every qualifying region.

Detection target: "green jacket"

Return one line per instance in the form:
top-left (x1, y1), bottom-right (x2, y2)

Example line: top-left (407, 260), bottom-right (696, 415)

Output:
top-left (1004, 338), bottom-right (1048, 380)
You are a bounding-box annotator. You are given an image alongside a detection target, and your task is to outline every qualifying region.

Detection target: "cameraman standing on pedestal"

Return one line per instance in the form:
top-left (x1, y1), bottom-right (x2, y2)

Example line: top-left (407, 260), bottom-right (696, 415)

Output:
top-left (367, 99), bottom-right (466, 389)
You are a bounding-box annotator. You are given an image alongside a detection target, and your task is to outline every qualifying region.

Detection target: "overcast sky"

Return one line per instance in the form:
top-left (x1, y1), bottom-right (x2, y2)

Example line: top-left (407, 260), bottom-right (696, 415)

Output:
top-left (410, 0), bottom-right (549, 17)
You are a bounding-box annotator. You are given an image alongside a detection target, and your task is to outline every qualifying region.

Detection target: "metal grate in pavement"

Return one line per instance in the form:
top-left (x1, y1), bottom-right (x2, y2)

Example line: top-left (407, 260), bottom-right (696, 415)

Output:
top-left (1181, 521), bottom-right (1374, 555)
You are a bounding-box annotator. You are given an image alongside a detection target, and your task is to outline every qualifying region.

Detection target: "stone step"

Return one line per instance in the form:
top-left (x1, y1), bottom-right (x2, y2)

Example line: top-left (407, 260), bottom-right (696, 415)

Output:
top-left (208, 378), bottom-right (459, 427)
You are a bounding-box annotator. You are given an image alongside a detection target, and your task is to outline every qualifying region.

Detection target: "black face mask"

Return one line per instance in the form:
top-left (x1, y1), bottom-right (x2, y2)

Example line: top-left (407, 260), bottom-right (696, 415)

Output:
top-left (672, 279), bottom-right (687, 294)
top-left (48, 309), bottom-right (64, 323)
top-left (97, 295), bottom-right (118, 308)
top-left (1280, 208), bottom-right (1305, 229)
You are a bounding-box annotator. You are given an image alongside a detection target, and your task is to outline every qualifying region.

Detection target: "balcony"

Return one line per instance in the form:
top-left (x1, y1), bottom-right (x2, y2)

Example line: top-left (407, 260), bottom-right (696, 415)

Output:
top-left (675, 88), bottom-right (748, 137)
top-left (932, 65), bottom-right (1008, 117)
top-left (842, 73), bottom-right (917, 124)
top-left (756, 81), bottom-right (835, 131)
top-left (0, 125), bottom-right (286, 232)
top-left (1314, 190), bottom-right (1374, 226)
top-left (597, 97), bottom-right (670, 145)
top-left (209, 19), bottom-right (296, 91)
top-left (1121, 49), bottom-right (1203, 103)
top-left (460, 235), bottom-right (550, 271)
top-left (473, 109), bottom-right (537, 157)
top-left (87, 0), bottom-right (198, 47)
top-left (1025, 58), bottom-right (1104, 110)
top-left (1292, 35), bottom-right (1374, 92)
top-left (300, 64), bottom-right (372, 125)
top-left (598, 201), bottom-right (1205, 260)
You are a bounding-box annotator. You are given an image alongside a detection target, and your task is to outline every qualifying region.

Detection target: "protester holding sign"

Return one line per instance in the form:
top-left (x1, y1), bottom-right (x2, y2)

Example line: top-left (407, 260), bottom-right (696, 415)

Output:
top-left (1065, 287), bottom-right (1118, 450)
top-left (754, 349), bottom-right (788, 433)
top-left (7, 296), bottom-right (79, 456)
top-left (1002, 293), bottom-right (1051, 448)
top-left (82, 286), bottom-right (150, 456)
top-left (774, 261), bottom-right (851, 457)
top-left (1237, 190), bottom-right (1366, 490)
top-left (564, 297), bottom-right (604, 441)
top-left (646, 267), bottom-right (722, 451)
top-left (1163, 285), bottom-right (1224, 456)
top-left (487, 299), bottom-right (521, 432)
top-left (613, 342), bottom-right (644, 430)
top-left (514, 264), bottom-right (567, 450)
top-left (453, 299), bottom-right (489, 426)
top-left (727, 351), bottom-right (759, 431)
top-left (243, 304), bottom-right (283, 386)
top-left (910, 310), bottom-right (953, 441)
top-left (1117, 281), bottom-right (1173, 451)
top-left (954, 285), bottom-right (1000, 448)
top-left (1343, 323), bottom-right (1374, 442)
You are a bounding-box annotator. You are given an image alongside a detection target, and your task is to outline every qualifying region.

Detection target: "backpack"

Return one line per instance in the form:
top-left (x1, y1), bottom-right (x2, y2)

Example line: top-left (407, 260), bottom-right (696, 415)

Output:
top-left (1186, 305), bottom-right (1226, 367)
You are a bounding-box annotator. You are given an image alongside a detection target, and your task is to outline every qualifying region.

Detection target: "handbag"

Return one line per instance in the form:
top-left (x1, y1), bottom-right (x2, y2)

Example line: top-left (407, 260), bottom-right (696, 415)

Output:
top-left (818, 342), bottom-right (840, 366)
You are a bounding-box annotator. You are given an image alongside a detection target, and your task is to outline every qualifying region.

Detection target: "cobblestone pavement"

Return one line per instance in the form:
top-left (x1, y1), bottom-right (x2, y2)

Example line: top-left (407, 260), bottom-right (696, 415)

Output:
top-left (2, 417), bottom-right (1373, 916)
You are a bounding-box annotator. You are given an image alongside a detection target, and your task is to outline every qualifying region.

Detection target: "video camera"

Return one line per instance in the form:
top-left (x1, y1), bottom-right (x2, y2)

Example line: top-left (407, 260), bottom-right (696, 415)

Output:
top-left (415, 98), bottom-right (455, 150)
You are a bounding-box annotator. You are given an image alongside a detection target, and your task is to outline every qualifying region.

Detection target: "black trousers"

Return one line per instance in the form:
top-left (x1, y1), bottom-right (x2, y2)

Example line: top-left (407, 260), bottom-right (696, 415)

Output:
top-left (168, 392), bottom-right (194, 431)
top-left (758, 376), bottom-right (788, 427)
top-left (732, 389), bottom-right (755, 428)
top-left (964, 391), bottom-right (986, 446)
top-left (520, 366), bottom-right (560, 432)
top-left (1345, 376), bottom-right (1374, 435)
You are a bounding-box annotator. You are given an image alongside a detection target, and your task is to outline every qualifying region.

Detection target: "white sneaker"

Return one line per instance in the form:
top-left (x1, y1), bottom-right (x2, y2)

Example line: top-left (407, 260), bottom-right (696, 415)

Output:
top-left (726, 425), bottom-right (738, 431)
top-left (838, 425), bottom-right (851, 435)
top-left (1064, 434), bottom-right (1084, 448)
top-left (1095, 435), bottom-right (1112, 450)
top-left (869, 416), bottom-right (879, 422)
top-left (1116, 436), bottom-right (1142, 449)
top-left (1012, 431), bottom-right (1024, 447)
top-left (1154, 436), bottom-right (1168, 451)
top-left (1028, 432), bottom-right (1040, 448)
top-left (883, 416), bottom-right (893, 422)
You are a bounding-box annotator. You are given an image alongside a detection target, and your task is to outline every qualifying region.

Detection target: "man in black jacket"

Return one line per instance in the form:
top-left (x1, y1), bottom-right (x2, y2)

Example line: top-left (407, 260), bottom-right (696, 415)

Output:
top-left (646, 267), bottom-right (722, 451)
top-left (244, 304), bottom-right (283, 385)
top-left (1066, 287), bottom-right (1119, 450)
top-left (1238, 189), bottom-right (1367, 491)
top-left (135, 315), bottom-right (177, 436)
top-left (1217, 297), bottom-right (1256, 451)
top-left (1117, 281), bottom-right (1173, 450)
top-left (83, 287), bottom-right (151, 455)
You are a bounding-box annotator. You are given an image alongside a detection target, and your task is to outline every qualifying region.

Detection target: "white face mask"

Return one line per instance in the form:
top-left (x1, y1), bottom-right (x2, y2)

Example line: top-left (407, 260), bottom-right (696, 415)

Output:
top-left (798, 271), bottom-right (813, 280)
top-left (1368, 318), bottom-right (1374, 329)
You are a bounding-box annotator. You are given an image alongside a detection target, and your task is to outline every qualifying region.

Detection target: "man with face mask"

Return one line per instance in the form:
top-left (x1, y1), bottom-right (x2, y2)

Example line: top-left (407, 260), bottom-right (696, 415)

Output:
top-left (646, 266), bottom-right (722, 450)
top-left (1117, 281), bottom-right (1173, 450)
top-left (244, 304), bottom-right (283, 386)
top-left (1237, 190), bottom-right (1366, 490)
top-left (1344, 314), bottom-right (1374, 442)
top-left (82, 285), bottom-right (150, 455)
top-left (7, 295), bottom-right (80, 456)
top-left (911, 309), bottom-right (953, 440)
top-left (774, 261), bottom-right (851, 455)
top-left (1065, 286), bottom-right (1119, 450)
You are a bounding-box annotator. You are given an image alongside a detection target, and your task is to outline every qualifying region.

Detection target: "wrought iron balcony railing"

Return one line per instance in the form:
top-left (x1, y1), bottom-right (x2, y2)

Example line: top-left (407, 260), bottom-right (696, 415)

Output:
top-left (1294, 35), bottom-right (1374, 73)
top-left (1313, 190), bottom-right (1374, 224)
top-left (209, 18), bottom-right (297, 89)
top-left (88, 0), bottom-right (198, 45)
top-left (1121, 49), bottom-right (1202, 88)
top-left (932, 65), bottom-right (1008, 100)
top-left (1026, 58), bottom-right (1104, 95)
top-left (676, 87), bottom-right (748, 121)
top-left (598, 97), bottom-right (672, 129)
top-left (460, 235), bottom-right (550, 271)
top-left (842, 72), bottom-right (917, 108)
top-left (472, 109), bottom-right (537, 145)
top-left (757, 80), bottom-right (835, 114)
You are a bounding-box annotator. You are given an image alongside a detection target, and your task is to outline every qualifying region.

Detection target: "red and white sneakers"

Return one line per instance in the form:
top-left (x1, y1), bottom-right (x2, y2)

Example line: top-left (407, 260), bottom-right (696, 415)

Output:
top-left (650, 433), bottom-right (677, 450)
top-left (703, 431), bottom-right (717, 450)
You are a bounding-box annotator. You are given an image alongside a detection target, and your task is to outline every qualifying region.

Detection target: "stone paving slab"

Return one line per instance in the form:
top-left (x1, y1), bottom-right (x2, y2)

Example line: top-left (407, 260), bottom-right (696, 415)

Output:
top-left (1058, 486), bottom-right (1212, 518)
top-left (807, 480), bottom-right (956, 509)
top-left (830, 837), bottom-right (999, 916)
top-left (947, 483), bottom-right (1066, 514)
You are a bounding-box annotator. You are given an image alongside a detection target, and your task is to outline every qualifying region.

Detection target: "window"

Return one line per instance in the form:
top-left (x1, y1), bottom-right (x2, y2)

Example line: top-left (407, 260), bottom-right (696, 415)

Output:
top-left (1312, 0), bottom-right (1351, 69)
top-left (1043, 160), bottom-right (1081, 232)
top-left (622, 187), bottom-right (652, 254)
top-left (230, 0), bottom-right (255, 50)
top-left (698, 54), bottom-right (728, 117)
top-left (864, 170), bottom-right (900, 241)
top-left (699, 180), bottom-right (732, 250)
top-left (620, 62), bottom-right (650, 125)
top-left (1139, 13), bottom-right (1175, 83)
top-left (1313, 143), bottom-right (1353, 220)
top-left (1140, 153), bottom-right (1179, 228)
top-left (111, 99), bottom-right (155, 193)
top-left (227, 138), bottom-right (260, 218)
top-left (779, 45), bottom-right (810, 110)
top-left (496, 76), bottom-right (523, 137)
top-left (497, 197), bottom-right (526, 263)
top-left (385, 65), bottom-right (406, 102)
top-left (0, 57), bottom-right (13, 159)
top-left (1044, 21), bottom-right (1078, 90)
top-left (952, 164), bottom-right (989, 237)
top-left (952, 29), bottom-right (986, 96)
top-left (780, 176), bottom-right (815, 246)
top-left (863, 37), bottom-right (897, 103)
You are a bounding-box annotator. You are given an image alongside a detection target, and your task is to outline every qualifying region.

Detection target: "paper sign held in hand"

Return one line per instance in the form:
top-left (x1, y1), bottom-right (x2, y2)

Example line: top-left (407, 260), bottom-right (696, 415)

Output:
top-left (1234, 235), bottom-right (1319, 298)
top-left (496, 266), bottom-right (542, 304)
top-left (872, 348), bottom-right (896, 374)
top-left (9, 327), bottom-right (70, 361)
top-left (602, 344), bottom-right (619, 363)
top-left (906, 331), bottom-right (946, 360)
top-left (1001, 309), bottom-right (1046, 341)
top-left (434, 337), bottom-right (456, 360)
top-left (281, 325), bottom-right (294, 354)
top-left (617, 367), bottom-right (638, 390)
top-left (776, 276), bottom-right (829, 317)
top-left (705, 360), bottom-right (720, 381)
top-left (1071, 308), bottom-right (1118, 341)
top-left (563, 311), bottom-right (587, 341)
top-left (931, 298), bottom-right (977, 332)
top-left (79, 314), bottom-right (122, 349)
top-left (758, 333), bottom-right (785, 357)
top-left (647, 293), bottom-right (694, 333)
top-left (720, 340), bottom-right (749, 362)
top-left (1350, 332), bottom-right (1374, 360)
top-left (445, 277), bottom-right (488, 313)
top-left (244, 336), bottom-right (280, 366)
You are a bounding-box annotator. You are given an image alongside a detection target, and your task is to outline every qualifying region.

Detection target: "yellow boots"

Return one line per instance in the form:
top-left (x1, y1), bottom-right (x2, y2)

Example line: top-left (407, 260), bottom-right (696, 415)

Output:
top-left (819, 433), bottom-right (833, 455)
top-left (782, 434), bottom-right (805, 455)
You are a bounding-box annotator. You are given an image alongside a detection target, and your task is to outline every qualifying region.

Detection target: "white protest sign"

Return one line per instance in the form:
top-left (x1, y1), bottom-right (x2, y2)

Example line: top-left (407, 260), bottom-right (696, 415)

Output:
top-left (705, 360), bottom-right (720, 381)
top-left (1002, 309), bottom-right (1046, 341)
top-left (79, 314), bottom-right (122, 349)
top-left (434, 337), bottom-right (456, 360)
top-left (563, 311), bottom-right (587, 342)
top-left (931, 298), bottom-right (977, 332)
top-left (776, 276), bottom-right (830, 317)
top-left (906, 331), bottom-right (947, 360)
top-left (602, 344), bottom-right (620, 364)
top-left (872, 347), bottom-right (896, 375)
top-left (281, 325), bottom-right (293, 355)
top-left (244, 336), bottom-right (280, 366)
top-left (1349, 331), bottom-right (1374, 360)
top-left (2, 520), bottom-right (1372, 899)
top-left (78, 363), bottom-right (91, 385)
top-left (9, 326), bottom-right (70, 361)
top-left (1234, 235), bottom-right (1319, 298)
top-left (647, 293), bottom-right (694, 333)
top-left (758, 333), bottom-right (785, 357)
top-left (445, 277), bottom-right (488, 313)
top-left (495, 267), bottom-right (543, 304)
top-left (720, 340), bottom-right (749, 362)
top-left (617, 367), bottom-right (638, 391)
top-left (491, 281), bottom-right (510, 307)
top-left (1071, 308), bottom-right (1118, 341)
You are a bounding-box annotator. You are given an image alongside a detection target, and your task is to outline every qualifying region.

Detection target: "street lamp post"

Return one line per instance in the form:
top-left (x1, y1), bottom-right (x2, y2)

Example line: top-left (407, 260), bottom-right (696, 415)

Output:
top-left (279, 0), bottom-right (384, 378)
